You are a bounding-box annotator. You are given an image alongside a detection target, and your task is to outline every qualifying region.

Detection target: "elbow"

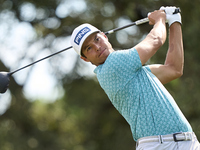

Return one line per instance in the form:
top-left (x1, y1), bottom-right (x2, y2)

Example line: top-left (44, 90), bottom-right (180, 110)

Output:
top-left (176, 70), bottom-right (183, 78)
top-left (173, 67), bottom-right (184, 79)
top-left (174, 71), bottom-right (183, 79)
top-left (175, 62), bottom-right (184, 78)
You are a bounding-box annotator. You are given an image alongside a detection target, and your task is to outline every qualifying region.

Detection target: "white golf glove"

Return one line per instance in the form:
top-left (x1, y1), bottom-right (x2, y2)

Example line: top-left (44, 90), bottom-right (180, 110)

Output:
top-left (160, 6), bottom-right (182, 26)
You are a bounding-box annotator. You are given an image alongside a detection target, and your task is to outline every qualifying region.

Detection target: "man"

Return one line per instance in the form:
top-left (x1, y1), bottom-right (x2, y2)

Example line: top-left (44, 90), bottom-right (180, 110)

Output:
top-left (70, 6), bottom-right (200, 149)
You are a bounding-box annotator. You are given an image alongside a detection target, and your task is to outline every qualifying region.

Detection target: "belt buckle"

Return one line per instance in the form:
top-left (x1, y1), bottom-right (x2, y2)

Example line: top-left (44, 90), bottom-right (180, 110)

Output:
top-left (173, 132), bottom-right (184, 142)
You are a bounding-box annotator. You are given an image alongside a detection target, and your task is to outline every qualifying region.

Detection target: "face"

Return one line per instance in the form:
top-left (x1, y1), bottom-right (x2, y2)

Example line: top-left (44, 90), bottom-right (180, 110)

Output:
top-left (80, 32), bottom-right (114, 66)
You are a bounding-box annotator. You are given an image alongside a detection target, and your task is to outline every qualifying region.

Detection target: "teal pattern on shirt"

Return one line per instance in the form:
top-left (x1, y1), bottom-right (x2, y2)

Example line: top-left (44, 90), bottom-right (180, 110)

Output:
top-left (94, 48), bottom-right (192, 141)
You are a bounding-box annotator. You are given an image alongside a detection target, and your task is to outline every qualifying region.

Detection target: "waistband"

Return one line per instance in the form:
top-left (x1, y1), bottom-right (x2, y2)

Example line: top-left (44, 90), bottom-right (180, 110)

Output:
top-left (136, 132), bottom-right (196, 146)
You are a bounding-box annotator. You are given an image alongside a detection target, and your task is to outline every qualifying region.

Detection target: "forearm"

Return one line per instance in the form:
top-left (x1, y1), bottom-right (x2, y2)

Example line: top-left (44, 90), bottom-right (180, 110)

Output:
top-left (164, 22), bottom-right (184, 76)
top-left (149, 23), bottom-right (183, 84)
top-left (135, 11), bottom-right (167, 65)
top-left (148, 18), bottom-right (167, 48)
top-left (148, 10), bottom-right (167, 48)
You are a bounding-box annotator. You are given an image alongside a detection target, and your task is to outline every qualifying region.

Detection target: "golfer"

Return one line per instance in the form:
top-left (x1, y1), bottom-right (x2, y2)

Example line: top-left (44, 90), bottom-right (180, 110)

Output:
top-left (70, 6), bottom-right (200, 149)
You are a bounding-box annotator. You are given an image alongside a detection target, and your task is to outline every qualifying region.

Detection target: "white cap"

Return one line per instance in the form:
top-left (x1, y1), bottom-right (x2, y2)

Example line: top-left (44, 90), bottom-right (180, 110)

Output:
top-left (70, 23), bottom-right (100, 55)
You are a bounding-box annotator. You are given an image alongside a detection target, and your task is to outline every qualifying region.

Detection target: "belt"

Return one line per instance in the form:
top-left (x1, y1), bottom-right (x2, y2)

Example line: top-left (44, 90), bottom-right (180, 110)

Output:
top-left (136, 132), bottom-right (195, 146)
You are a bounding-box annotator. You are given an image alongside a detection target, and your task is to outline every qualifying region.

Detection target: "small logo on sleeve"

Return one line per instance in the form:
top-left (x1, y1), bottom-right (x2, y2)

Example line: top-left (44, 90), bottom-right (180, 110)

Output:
top-left (74, 27), bottom-right (91, 45)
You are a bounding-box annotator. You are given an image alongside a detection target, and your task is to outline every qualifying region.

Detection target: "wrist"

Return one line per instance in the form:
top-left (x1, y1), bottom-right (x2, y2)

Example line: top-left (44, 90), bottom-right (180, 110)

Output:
top-left (167, 13), bottom-right (182, 27)
top-left (169, 22), bottom-right (182, 30)
top-left (155, 17), bottom-right (166, 25)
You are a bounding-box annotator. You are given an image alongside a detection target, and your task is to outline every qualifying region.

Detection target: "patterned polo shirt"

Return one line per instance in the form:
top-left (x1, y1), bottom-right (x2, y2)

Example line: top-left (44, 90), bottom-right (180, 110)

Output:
top-left (94, 48), bottom-right (192, 141)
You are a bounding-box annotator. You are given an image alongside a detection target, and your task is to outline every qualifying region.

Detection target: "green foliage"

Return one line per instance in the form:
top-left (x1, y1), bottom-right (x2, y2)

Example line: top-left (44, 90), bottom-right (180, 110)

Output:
top-left (0, 78), bottom-right (134, 150)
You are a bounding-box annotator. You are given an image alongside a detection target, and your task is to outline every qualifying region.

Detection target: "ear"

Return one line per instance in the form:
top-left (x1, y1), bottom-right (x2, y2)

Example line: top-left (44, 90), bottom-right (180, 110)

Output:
top-left (80, 56), bottom-right (90, 62)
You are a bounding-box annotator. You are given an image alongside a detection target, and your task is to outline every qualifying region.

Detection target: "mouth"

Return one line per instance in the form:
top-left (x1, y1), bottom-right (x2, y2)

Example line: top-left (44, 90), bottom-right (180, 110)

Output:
top-left (99, 49), bottom-right (106, 57)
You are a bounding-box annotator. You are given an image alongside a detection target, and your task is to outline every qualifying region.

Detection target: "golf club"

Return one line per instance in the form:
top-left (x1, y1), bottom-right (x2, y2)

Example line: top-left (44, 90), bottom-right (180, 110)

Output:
top-left (0, 8), bottom-right (181, 93)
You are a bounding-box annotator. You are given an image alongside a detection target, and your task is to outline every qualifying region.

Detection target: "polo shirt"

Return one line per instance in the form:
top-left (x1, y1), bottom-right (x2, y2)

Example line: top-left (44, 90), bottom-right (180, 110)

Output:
top-left (94, 48), bottom-right (192, 141)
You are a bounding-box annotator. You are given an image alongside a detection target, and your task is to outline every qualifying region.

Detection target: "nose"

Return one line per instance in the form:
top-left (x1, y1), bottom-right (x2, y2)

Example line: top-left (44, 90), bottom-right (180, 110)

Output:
top-left (94, 43), bottom-right (101, 51)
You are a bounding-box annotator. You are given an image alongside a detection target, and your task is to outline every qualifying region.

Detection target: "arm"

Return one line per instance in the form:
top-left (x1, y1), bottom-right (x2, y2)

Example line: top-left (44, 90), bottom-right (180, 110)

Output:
top-left (149, 22), bottom-right (184, 84)
top-left (134, 10), bottom-right (167, 65)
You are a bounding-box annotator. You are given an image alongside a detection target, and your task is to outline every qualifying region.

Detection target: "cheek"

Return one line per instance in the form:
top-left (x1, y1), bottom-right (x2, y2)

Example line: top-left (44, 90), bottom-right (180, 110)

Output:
top-left (103, 39), bottom-right (111, 47)
top-left (86, 51), bottom-right (97, 60)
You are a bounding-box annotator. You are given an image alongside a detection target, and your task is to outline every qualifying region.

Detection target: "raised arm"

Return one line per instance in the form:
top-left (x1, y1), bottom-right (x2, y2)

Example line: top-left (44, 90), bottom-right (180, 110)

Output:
top-left (149, 22), bottom-right (183, 84)
top-left (149, 7), bottom-right (183, 84)
top-left (134, 10), bottom-right (167, 65)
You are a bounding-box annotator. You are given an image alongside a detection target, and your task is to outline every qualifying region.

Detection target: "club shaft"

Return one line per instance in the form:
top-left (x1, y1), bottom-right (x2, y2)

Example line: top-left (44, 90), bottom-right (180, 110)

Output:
top-left (104, 18), bottom-right (149, 35)
top-left (9, 46), bottom-right (72, 75)
top-left (104, 22), bottom-right (137, 35)
top-left (104, 7), bottom-right (180, 35)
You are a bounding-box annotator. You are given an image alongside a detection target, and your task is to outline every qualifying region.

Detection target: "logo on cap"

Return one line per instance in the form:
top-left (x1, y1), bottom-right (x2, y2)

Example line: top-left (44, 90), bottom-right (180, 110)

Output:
top-left (74, 27), bottom-right (91, 45)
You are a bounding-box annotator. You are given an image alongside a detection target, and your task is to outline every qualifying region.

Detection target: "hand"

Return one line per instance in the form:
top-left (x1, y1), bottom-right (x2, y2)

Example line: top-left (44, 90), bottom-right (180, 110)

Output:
top-left (160, 6), bottom-right (182, 26)
top-left (148, 10), bottom-right (166, 25)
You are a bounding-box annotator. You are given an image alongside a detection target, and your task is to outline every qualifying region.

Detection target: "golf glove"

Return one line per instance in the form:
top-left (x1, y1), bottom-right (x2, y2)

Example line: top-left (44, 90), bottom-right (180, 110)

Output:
top-left (160, 6), bottom-right (182, 26)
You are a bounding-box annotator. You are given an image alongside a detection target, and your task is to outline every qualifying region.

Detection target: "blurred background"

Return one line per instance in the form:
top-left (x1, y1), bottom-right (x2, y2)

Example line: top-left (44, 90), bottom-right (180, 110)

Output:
top-left (0, 0), bottom-right (200, 149)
